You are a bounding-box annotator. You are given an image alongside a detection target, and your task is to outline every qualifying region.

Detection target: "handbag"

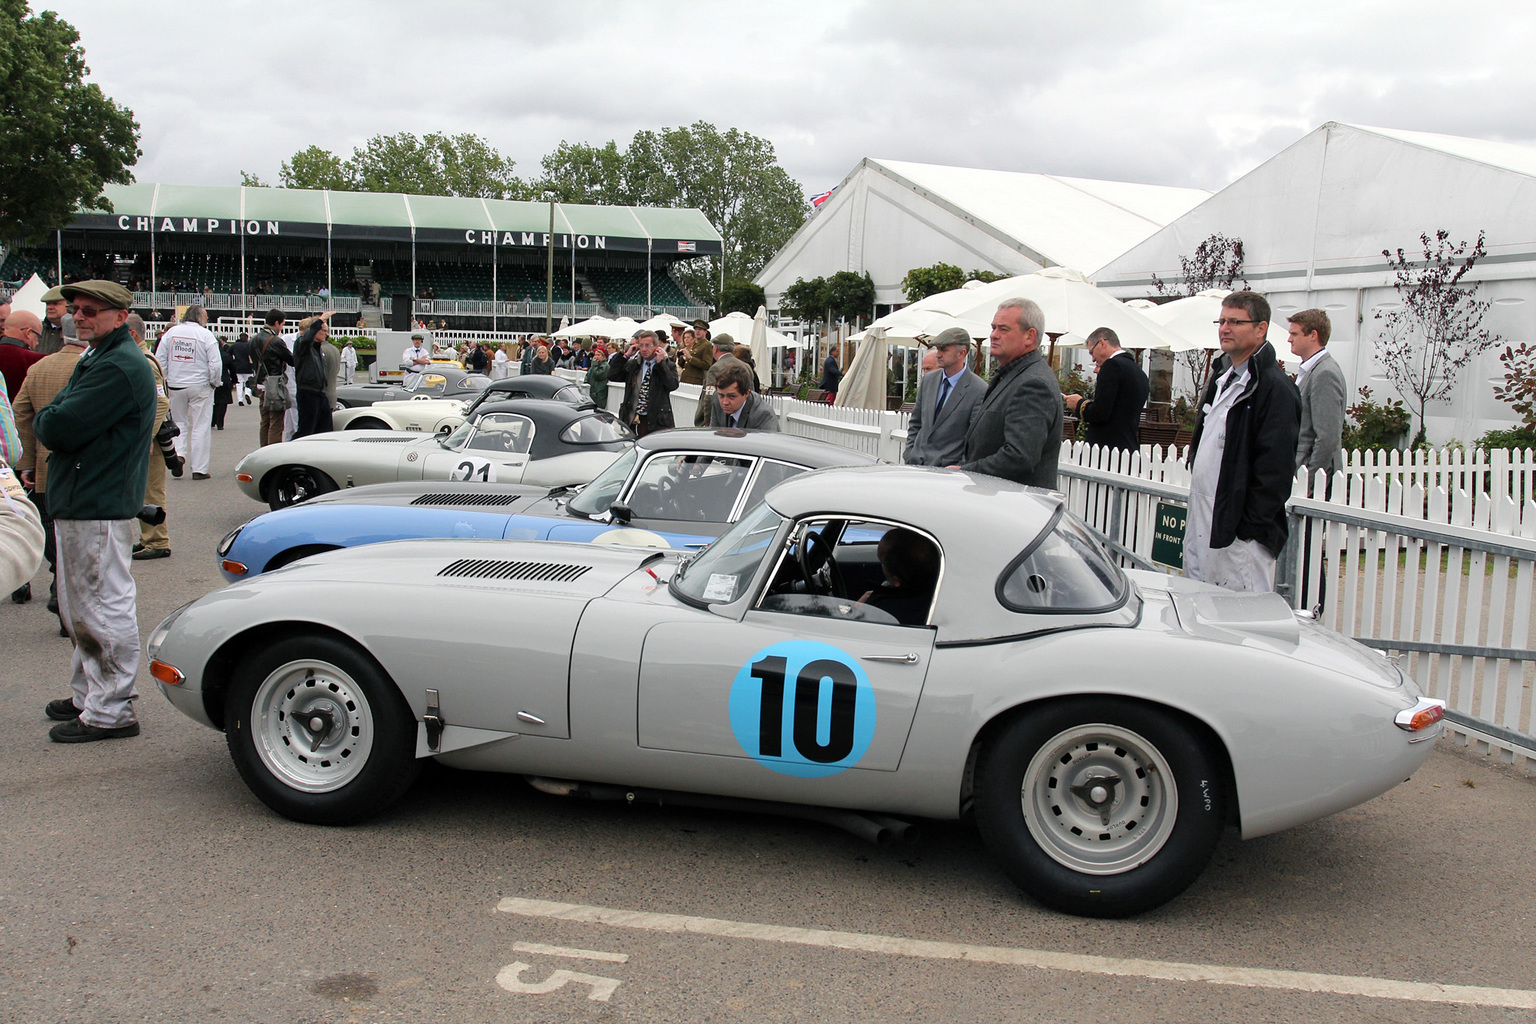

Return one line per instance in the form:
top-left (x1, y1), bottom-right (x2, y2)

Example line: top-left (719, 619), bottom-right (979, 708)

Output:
top-left (260, 370), bottom-right (290, 412)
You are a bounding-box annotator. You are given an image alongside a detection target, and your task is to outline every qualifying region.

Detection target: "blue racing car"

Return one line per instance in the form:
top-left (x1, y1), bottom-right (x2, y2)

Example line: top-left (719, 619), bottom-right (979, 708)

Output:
top-left (216, 429), bottom-right (879, 580)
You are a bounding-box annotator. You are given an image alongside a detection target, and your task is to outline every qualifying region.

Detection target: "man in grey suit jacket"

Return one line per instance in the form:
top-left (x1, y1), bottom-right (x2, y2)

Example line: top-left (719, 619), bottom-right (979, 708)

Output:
top-left (1288, 309), bottom-right (1346, 484)
top-left (710, 364), bottom-right (779, 431)
top-left (903, 327), bottom-right (984, 466)
top-left (955, 298), bottom-right (1062, 489)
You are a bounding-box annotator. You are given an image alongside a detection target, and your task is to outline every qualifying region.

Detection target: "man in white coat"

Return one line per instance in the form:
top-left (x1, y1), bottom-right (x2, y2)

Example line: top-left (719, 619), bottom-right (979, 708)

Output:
top-left (339, 340), bottom-right (358, 384)
top-left (154, 305), bottom-right (221, 479)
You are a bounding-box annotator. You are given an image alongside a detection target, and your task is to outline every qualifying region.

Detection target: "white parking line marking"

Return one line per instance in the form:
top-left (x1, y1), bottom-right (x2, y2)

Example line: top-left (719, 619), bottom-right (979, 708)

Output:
top-left (496, 897), bottom-right (1536, 1009)
top-left (513, 941), bottom-right (630, 963)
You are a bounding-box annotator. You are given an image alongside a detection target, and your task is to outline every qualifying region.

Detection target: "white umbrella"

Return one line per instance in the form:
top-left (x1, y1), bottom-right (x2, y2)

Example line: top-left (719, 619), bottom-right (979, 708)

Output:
top-left (907, 267), bottom-right (1188, 351)
top-left (553, 315), bottom-right (624, 338)
top-left (1132, 289), bottom-right (1292, 353)
top-left (851, 307), bottom-right (988, 347)
top-left (710, 310), bottom-right (796, 348)
top-left (833, 326), bottom-right (889, 410)
top-left (748, 306), bottom-right (770, 384)
top-left (637, 313), bottom-right (688, 334)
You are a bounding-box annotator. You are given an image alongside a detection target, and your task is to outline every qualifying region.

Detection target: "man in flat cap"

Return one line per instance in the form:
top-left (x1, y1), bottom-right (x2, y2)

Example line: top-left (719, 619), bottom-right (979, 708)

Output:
top-left (32, 280), bottom-right (157, 743)
top-left (903, 327), bottom-right (984, 467)
top-left (37, 286), bottom-right (72, 355)
top-left (694, 333), bottom-right (744, 427)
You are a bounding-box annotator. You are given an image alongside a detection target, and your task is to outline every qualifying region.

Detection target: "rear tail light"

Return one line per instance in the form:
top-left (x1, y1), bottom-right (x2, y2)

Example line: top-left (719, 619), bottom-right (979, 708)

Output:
top-left (1395, 698), bottom-right (1446, 732)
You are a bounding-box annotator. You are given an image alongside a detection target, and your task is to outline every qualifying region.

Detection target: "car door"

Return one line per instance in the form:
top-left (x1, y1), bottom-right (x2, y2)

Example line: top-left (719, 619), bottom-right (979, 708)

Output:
top-left (417, 412), bottom-right (534, 484)
top-left (636, 518), bottom-right (938, 776)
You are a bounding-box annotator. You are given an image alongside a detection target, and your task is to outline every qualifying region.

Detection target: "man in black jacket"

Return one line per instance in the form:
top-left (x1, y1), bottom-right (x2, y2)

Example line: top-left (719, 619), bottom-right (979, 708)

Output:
top-left (613, 329), bottom-right (678, 437)
top-left (1182, 291), bottom-right (1301, 593)
top-left (1064, 327), bottom-right (1149, 454)
top-left (291, 313), bottom-right (334, 438)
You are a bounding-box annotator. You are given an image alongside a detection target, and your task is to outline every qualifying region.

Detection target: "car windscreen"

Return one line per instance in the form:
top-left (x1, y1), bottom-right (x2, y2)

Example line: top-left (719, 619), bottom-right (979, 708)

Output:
top-left (671, 501), bottom-right (785, 607)
top-left (566, 446), bottom-right (638, 517)
top-left (624, 454), bottom-right (753, 523)
top-left (997, 509), bottom-right (1128, 614)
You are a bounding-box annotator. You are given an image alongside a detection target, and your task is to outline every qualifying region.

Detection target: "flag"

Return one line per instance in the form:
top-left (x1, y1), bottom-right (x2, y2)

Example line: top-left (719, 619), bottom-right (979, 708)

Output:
top-left (809, 187), bottom-right (836, 209)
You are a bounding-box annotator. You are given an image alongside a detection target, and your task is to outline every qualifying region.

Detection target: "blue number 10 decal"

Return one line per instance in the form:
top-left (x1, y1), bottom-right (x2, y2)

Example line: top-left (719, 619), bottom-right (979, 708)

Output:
top-left (728, 640), bottom-right (876, 777)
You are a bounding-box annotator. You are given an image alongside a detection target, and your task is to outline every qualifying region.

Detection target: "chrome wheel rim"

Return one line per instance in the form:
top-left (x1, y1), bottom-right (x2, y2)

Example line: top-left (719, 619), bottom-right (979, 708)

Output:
top-left (1021, 723), bottom-right (1177, 875)
top-left (275, 469), bottom-right (323, 506)
top-left (252, 659), bottom-right (375, 793)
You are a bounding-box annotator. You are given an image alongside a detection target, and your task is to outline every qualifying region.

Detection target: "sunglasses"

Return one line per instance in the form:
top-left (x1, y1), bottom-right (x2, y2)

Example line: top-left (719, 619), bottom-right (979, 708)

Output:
top-left (69, 305), bottom-right (119, 318)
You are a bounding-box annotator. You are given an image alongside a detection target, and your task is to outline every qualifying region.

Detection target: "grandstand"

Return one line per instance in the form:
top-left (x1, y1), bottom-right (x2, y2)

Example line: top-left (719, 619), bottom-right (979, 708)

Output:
top-left (1, 183), bottom-right (720, 330)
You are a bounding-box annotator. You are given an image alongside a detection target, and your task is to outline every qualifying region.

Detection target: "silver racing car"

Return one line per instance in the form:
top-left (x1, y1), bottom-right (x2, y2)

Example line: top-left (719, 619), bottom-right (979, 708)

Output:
top-left (147, 466), bottom-right (1443, 917)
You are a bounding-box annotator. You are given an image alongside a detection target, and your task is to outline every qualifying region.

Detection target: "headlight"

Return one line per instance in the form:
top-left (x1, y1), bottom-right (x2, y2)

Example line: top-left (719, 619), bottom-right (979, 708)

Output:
top-left (216, 522), bottom-right (246, 557)
top-left (146, 600), bottom-right (195, 662)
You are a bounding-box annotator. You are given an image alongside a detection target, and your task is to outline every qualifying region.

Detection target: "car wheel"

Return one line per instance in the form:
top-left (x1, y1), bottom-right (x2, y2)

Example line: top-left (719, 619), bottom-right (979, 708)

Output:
top-left (264, 465), bottom-right (338, 510)
top-left (225, 635), bottom-right (420, 825)
top-left (975, 698), bottom-right (1225, 918)
top-left (345, 417), bottom-right (389, 430)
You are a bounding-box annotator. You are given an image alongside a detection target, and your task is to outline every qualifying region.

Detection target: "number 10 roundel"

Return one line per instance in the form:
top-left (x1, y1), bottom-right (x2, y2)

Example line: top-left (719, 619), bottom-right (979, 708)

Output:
top-left (727, 640), bottom-right (877, 777)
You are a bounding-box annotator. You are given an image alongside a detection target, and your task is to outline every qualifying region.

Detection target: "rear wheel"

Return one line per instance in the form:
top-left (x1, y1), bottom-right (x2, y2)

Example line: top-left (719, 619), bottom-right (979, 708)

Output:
top-left (975, 698), bottom-right (1225, 917)
top-left (264, 465), bottom-right (337, 510)
top-left (225, 635), bottom-right (419, 825)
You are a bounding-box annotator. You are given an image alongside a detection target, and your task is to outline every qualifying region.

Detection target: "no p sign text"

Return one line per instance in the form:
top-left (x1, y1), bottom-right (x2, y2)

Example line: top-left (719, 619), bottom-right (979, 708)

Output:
top-left (728, 641), bottom-right (876, 778)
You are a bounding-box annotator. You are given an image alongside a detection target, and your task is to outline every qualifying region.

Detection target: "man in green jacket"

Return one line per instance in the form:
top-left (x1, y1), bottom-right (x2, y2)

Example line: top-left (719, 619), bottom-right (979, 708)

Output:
top-left (33, 281), bottom-right (157, 743)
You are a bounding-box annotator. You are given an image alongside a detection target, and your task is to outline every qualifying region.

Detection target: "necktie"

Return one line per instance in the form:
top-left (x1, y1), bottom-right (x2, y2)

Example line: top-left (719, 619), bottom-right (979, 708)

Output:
top-left (934, 376), bottom-right (952, 416)
top-left (1219, 370), bottom-right (1241, 396)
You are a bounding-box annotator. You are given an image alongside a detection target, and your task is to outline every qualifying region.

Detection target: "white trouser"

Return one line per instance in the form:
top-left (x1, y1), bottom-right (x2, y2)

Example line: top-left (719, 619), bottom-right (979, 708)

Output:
top-left (283, 366), bottom-right (298, 441)
top-left (236, 373), bottom-right (252, 403)
top-left (55, 518), bottom-right (140, 727)
top-left (167, 384), bottom-right (214, 474)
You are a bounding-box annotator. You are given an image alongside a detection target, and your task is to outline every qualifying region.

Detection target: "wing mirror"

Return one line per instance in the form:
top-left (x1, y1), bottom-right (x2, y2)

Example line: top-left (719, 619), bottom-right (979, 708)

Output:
top-left (608, 501), bottom-right (633, 524)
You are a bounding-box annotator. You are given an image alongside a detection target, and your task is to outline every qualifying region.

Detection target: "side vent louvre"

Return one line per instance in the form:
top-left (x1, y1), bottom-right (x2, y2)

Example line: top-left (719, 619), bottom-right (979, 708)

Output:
top-left (437, 558), bottom-right (591, 583)
top-left (411, 493), bottom-right (522, 507)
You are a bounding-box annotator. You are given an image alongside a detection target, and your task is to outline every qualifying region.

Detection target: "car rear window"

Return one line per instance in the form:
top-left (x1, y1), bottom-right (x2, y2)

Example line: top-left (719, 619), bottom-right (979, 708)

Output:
top-left (560, 413), bottom-right (631, 445)
top-left (997, 510), bottom-right (1128, 613)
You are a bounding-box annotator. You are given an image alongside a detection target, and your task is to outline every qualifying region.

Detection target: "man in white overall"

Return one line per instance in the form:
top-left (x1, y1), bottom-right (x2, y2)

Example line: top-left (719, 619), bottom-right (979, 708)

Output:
top-left (154, 305), bottom-right (221, 479)
top-left (1183, 291), bottom-right (1301, 592)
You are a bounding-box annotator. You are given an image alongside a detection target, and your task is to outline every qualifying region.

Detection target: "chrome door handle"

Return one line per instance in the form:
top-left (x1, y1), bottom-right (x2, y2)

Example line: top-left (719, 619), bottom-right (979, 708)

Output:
top-left (862, 653), bottom-right (920, 664)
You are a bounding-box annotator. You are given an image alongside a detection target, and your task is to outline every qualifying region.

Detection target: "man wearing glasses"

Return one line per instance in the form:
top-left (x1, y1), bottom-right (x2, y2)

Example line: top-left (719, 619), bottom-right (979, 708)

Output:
top-left (1064, 327), bottom-right (1150, 454)
top-left (903, 327), bottom-right (984, 467)
top-left (32, 281), bottom-right (158, 743)
top-left (1182, 291), bottom-right (1301, 593)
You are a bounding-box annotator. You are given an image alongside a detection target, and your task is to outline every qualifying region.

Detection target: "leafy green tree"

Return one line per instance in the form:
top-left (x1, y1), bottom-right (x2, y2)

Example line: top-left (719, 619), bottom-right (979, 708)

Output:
top-left (279, 145), bottom-right (348, 191)
top-left (779, 276), bottom-right (828, 323)
top-left (967, 268), bottom-right (1008, 284)
top-left (1150, 232), bottom-right (1250, 402)
top-left (538, 122), bottom-right (807, 307)
top-left (718, 279), bottom-right (765, 316)
top-left (0, 0), bottom-right (139, 241)
top-left (239, 170), bottom-right (268, 187)
top-left (270, 133), bottom-right (531, 199)
top-left (778, 272), bottom-right (873, 325)
top-left (901, 262), bottom-right (966, 301)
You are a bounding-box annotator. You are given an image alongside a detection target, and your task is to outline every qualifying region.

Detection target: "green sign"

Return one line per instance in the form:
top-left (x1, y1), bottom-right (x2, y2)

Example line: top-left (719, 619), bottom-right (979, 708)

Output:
top-left (1151, 500), bottom-right (1187, 569)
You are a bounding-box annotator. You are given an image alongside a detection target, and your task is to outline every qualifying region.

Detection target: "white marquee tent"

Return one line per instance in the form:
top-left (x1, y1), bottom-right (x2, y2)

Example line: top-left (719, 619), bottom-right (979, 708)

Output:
top-left (1095, 122), bottom-right (1536, 442)
top-left (756, 158), bottom-right (1211, 311)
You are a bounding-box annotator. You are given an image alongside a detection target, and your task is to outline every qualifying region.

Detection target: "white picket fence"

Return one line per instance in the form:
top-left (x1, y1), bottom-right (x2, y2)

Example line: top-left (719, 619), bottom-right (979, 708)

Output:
top-left (1057, 442), bottom-right (1536, 771)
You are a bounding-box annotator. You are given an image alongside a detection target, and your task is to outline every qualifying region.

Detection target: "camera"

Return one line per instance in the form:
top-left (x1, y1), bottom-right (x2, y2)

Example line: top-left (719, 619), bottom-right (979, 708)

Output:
top-left (136, 504), bottom-right (165, 526)
top-left (154, 419), bottom-right (184, 477)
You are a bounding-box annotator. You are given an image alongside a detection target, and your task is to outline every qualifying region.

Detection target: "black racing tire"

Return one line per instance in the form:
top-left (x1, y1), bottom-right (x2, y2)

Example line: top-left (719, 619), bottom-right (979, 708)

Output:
top-left (264, 544), bottom-right (342, 572)
top-left (225, 634), bottom-right (420, 825)
top-left (345, 417), bottom-right (389, 431)
top-left (264, 465), bottom-right (338, 510)
top-left (975, 698), bottom-right (1226, 918)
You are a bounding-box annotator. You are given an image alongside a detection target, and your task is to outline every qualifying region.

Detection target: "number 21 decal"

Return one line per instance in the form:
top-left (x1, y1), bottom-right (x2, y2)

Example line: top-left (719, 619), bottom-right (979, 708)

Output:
top-left (451, 457), bottom-right (495, 482)
top-left (727, 640), bottom-right (876, 777)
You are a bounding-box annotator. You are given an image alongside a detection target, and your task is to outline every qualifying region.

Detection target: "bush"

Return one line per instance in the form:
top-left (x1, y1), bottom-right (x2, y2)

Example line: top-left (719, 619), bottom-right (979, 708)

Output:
top-left (1475, 426), bottom-right (1536, 452)
top-left (1342, 388), bottom-right (1411, 452)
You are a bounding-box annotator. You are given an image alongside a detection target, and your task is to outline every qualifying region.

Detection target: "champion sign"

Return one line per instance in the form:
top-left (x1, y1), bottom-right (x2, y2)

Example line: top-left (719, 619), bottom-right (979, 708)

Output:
top-left (111, 216), bottom-right (284, 236)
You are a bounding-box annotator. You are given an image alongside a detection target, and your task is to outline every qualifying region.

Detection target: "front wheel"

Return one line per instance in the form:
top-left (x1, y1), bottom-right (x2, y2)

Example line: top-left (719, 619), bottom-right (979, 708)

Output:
top-left (264, 465), bottom-right (337, 510)
top-left (225, 635), bottom-right (420, 825)
top-left (345, 417), bottom-right (389, 430)
top-left (975, 698), bottom-right (1225, 918)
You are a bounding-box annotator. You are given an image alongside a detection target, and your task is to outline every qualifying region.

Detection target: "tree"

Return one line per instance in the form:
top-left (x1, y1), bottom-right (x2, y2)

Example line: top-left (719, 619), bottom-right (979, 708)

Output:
top-left (778, 272), bottom-right (874, 325)
top-left (279, 145), bottom-right (348, 191)
top-left (1376, 229), bottom-right (1501, 447)
top-left (902, 262), bottom-right (966, 301)
top-left (537, 122), bottom-right (807, 307)
top-left (1151, 232), bottom-right (1249, 402)
top-left (718, 279), bottom-right (765, 316)
top-left (0, 0), bottom-right (140, 242)
top-left (270, 133), bottom-right (531, 199)
top-left (239, 170), bottom-right (268, 188)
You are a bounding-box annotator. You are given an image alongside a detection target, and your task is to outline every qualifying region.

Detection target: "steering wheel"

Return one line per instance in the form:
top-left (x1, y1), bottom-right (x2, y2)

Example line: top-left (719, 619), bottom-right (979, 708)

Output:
top-left (796, 529), bottom-right (847, 598)
top-left (654, 476), bottom-right (680, 517)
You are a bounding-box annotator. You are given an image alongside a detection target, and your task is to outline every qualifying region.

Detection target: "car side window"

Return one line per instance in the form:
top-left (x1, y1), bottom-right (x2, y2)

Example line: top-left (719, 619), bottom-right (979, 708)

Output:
top-left (466, 413), bottom-right (533, 454)
top-left (741, 460), bottom-right (808, 513)
top-left (625, 454), bottom-right (752, 522)
top-left (756, 518), bottom-right (940, 627)
top-left (997, 510), bottom-right (1127, 613)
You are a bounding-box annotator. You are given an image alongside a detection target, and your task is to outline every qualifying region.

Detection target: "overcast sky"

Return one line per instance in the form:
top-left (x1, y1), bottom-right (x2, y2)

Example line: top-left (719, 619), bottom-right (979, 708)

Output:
top-left (46, 0), bottom-right (1536, 199)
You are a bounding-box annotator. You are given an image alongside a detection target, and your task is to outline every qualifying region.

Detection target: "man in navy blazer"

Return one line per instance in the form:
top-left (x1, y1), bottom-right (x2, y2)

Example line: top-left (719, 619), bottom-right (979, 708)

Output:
top-left (903, 327), bottom-right (985, 466)
top-left (1064, 327), bottom-right (1149, 454)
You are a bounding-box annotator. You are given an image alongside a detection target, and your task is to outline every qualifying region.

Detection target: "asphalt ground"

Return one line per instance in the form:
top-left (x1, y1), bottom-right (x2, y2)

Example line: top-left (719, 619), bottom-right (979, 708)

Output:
top-left (2, 400), bottom-right (1533, 1024)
